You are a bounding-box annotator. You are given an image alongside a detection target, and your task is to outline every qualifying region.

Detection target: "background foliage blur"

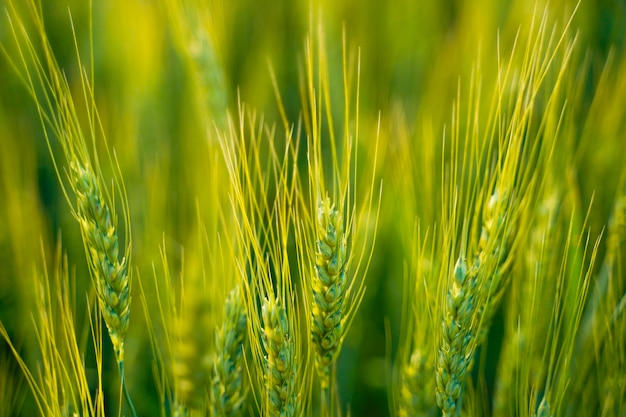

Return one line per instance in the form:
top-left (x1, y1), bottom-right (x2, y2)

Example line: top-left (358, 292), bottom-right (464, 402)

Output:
top-left (1, 0), bottom-right (625, 415)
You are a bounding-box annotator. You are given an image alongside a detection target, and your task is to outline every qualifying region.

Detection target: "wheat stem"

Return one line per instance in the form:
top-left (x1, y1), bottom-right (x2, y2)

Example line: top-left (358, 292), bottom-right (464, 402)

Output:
top-left (120, 362), bottom-right (138, 417)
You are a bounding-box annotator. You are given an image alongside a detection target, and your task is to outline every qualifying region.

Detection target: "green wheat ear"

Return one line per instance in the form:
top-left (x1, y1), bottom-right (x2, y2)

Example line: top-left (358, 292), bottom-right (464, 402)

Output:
top-left (475, 186), bottom-right (515, 346)
top-left (3, 6), bottom-right (136, 408)
top-left (398, 349), bottom-right (436, 417)
top-left (172, 266), bottom-right (213, 412)
top-left (436, 256), bottom-right (477, 417)
top-left (211, 285), bottom-right (248, 416)
top-left (71, 161), bottom-right (130, 364)
top-left (262, 297), bottom-right (299, 417)
top-left (312, 197), bottom-right (347, 388)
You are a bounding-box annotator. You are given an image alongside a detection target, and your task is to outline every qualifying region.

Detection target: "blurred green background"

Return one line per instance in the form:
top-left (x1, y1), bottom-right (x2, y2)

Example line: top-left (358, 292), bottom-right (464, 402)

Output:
top-left (1, 0), bottom-right (625, 415)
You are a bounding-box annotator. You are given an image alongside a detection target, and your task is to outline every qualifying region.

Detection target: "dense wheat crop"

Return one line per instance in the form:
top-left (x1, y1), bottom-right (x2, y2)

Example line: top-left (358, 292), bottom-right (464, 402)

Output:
top-left (1, 0), bottom-right (625, 416)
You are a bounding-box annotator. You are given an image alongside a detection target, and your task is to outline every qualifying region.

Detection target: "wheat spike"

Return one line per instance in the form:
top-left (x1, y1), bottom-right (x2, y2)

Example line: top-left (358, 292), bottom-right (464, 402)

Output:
top-left (262, 297), bottom-right (298, 417)
top-left (474, 187), bottom-right (515, 346)
top-left (398, 349), bottom-right (436, 417)
top-left (311, 197), bottom-right (347, 388)
top-left (436, 257), bottom-right (478, 417)
top-left (71, 161), bottom-right (130, 364)
top-left (172, 269), bottom-right (213, 411)
top-left (211, 285), bottom-right (248, 416)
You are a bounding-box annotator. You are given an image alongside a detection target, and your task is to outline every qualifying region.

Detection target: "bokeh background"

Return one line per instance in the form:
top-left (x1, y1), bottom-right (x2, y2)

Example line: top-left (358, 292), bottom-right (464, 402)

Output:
top-left (1, 0), bottom-right (625, 415)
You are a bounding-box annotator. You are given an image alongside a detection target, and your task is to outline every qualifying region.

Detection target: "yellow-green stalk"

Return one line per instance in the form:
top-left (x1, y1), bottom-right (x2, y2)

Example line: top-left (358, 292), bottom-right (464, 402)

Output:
top-left (297, 26), bottom-right (380, 412)
top-left (573, 184), bottom-right (626, 412)
top-left (69, 161), bottom-right (136, 417)
top-left (4, 3), bottom-right (137, 415)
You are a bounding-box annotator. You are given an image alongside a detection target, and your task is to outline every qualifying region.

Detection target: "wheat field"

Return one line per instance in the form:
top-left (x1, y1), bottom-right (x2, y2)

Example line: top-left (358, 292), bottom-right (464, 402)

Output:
top-left (0, 0), bottom-right (625, 416)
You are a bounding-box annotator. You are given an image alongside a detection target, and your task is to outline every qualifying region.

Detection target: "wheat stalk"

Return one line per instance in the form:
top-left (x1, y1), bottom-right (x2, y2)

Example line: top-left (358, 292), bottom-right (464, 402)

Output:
top-left (296, 23), bottom-right (381, 416)
top-left (396, 226), bottom-right (438, 417)
top-left (4, 0), bottom-right (134, 370)
top-left (3, 3), bottom-right (139, 413)
top-left (436, 188), bottom-right (514, 417)
top-left (70, 159), bottom-right (137, 417)
top-left (71, 159), bottom-right (137, 416)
